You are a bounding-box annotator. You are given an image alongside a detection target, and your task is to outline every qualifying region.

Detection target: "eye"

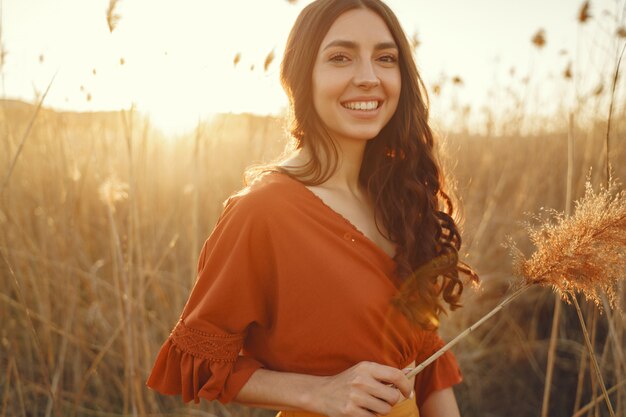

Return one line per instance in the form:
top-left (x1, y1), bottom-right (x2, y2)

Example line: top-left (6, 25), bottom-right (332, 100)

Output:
top-left (378, 54), bottom-right (398, 64)
top-left (329, 53), bottom-right (350, 63)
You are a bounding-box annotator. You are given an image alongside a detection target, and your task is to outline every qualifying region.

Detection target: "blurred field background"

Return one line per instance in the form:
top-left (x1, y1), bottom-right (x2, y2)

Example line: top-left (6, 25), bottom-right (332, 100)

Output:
top-left (2, 0), bottom-right (626, 416)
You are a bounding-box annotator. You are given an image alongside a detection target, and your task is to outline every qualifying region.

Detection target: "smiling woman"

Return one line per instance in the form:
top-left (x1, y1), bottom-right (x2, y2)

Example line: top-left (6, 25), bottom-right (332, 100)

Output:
top-left (146, 1), bottom-right (476, 417)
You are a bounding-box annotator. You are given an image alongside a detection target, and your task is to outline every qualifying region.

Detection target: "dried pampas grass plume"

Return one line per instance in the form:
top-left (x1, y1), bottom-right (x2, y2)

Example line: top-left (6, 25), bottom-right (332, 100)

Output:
top-left (406, 178), bottom-right (626, 382)
top-left (578, 1), bottom-right (591, 24)
top-left (99, 174), bottom-right (129, 213)
top-left (532, 29), bottom-right (547, 49)
top-left (264, 50), bottom-right (275, 72)
top-left (510, 178), bottom-right (626, 310)
top-left (410, 32), bottom-right (421, 50)
top-left (563, 62), bottom-right (573, 80)
top-left (106, 0), bottom-right (121, 33)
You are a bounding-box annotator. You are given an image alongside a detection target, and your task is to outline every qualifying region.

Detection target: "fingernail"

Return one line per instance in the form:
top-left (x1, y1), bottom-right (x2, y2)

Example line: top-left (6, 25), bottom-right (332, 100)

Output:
top-left (402, 367), bottom-right (414, 373)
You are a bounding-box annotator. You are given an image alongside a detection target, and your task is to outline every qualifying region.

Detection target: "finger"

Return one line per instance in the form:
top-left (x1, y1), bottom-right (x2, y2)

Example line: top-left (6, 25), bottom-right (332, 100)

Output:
top-left (353, 409), bottom-right (379, 417)
top-left (357, 394), bottom-right (395, 416)
top-left (374, 383), bottom-right (406, 406)
top-left (359, 363), bottom-right (412, 399)
top-left (354, 370), bottom-right (405, 406)
top-left (339, 397), bottom-right (381, 417)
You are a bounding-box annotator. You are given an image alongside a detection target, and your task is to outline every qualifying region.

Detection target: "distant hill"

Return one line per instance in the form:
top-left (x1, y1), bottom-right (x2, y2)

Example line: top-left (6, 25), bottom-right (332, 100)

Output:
top-left (0, 98), bottom-right (288, 139)
top-left (1, 98), bottom-right (132, 128)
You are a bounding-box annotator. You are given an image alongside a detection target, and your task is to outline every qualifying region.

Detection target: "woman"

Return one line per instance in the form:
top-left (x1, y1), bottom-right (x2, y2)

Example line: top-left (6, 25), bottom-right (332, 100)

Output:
top-left (147, 1), bottom-right (476, 416)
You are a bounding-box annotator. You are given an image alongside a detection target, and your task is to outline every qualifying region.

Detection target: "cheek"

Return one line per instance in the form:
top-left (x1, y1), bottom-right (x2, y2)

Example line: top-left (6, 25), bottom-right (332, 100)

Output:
top-left (391, 72), bottom-right (401, 99)
top-left (388, 73), bottom-right (402, 109)
top-left (313, 64), bottom-right (348, 96)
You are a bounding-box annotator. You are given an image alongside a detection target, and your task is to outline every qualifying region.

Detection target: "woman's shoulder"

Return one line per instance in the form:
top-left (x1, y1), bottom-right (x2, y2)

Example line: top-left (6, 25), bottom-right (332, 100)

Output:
top-left (223, 170), bottom-right (300, 214)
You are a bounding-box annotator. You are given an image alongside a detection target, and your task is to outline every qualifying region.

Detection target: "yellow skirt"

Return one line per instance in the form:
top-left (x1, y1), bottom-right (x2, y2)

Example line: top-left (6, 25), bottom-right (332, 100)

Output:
top-left (276, 396), bottom-right (419, 417)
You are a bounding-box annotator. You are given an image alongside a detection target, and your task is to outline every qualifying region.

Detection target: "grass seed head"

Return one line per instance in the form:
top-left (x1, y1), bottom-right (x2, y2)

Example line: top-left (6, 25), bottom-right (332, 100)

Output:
top-left (106, 0), bottom-right (121, 33)
top-left (98, 175), bottom-right (129, 212)
top-left (264, 50), bottom-right (275, 72)
top-left (510, 179), bottom-right (626, 310)
top-left (410, 32), bottom-right (421, 50)
top-left (578, 1), bottom-right (591, 24)
top-left (532, 29), bottom-right (546, 49)
top-left (563, 62), bottom-right (573, 80)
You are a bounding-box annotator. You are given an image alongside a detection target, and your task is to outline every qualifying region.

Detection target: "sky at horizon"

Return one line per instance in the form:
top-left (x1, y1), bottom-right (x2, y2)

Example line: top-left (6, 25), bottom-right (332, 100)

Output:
top-left (2, 0), bottom-right (624, 135)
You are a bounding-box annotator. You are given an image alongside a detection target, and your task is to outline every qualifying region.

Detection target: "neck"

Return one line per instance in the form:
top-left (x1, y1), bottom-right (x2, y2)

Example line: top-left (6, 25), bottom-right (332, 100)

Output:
top-left (294, 138), bottom-right (366, 195)
top-left (326, 139), bottom-right (366, 193)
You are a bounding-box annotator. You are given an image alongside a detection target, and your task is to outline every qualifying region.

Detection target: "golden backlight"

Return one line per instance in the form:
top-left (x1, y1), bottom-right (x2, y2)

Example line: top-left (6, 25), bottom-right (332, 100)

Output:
top-left (2, 0), bottom-right (618, 135)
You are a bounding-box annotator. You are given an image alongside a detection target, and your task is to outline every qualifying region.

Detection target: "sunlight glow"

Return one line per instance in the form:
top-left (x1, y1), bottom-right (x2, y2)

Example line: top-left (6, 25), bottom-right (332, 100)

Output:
top-left (4, 0), bottom-right (619, 135)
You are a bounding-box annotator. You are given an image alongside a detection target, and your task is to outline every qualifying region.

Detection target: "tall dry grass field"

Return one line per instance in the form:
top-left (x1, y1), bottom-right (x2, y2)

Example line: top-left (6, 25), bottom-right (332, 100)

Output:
top-left (2, 2), bottom-right (626, 415)
top-left (1, 97), bottom-right (624, 416)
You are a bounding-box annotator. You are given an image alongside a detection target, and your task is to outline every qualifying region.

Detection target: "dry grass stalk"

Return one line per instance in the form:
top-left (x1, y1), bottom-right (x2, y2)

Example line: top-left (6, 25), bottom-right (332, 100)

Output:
top-left (511, 179), bottom-right (624, 416)
top-left (1, 73), bottom-right (56, 194)
top-left (541, 112), bottom-right (576, 417)
top-left (541, 296), bottom-right (561, 417)
top-left (405, 284), bottom-right (531, 378)
top-left (606, 42), bottom-right (626, 186)
top-left (571, 296), bottom-right (616, 417)
top-left (407, 179), bottom-right (626, 388)
top-left (572, 380), bottom-right (626, 417)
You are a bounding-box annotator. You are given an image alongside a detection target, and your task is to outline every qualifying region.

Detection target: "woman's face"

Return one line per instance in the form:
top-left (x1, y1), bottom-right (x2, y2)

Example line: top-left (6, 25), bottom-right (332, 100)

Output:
top-left (312, 8), bottom-right (401, 146)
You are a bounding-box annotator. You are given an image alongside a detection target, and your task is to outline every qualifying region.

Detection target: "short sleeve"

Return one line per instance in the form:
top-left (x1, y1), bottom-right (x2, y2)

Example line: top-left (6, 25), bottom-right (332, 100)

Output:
top-left (412, 330), bottom-right (463, 408)
top-left (146, 194), bottom-right (275, 404)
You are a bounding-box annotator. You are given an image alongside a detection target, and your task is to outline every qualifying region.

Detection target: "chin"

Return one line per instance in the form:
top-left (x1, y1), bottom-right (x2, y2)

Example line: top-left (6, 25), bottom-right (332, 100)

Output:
top-left (348, 128), bottom-right (385, 141)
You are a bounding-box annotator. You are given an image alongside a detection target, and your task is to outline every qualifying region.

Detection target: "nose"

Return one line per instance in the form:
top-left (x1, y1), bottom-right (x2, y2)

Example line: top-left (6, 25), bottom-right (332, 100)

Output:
top-left (352, 60), bottom-right (380, 89)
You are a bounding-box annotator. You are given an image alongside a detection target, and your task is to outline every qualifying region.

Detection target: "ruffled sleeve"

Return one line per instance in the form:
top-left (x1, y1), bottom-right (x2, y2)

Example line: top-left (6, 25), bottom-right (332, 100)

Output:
top-left (412, 330), bottom-right (463, 408)
top-left (147, 192), bottom-right (275, 404)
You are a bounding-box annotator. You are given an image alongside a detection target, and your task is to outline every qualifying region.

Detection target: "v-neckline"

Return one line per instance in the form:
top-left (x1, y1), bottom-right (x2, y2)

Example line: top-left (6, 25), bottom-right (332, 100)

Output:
top-left (276, 172), bottom-right (397, 262)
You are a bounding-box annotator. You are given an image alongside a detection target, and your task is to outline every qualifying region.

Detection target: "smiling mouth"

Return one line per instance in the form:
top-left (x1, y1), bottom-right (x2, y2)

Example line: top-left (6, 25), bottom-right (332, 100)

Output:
top-left (341, 100), bottom-right (381, 111)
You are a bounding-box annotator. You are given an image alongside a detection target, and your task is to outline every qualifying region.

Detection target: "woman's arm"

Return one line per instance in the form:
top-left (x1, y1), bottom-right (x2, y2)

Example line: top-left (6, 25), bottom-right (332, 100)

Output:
top-left (234, 361), bottom-right (413, 417)
top-left (419, 387), bottom-right (461, 417)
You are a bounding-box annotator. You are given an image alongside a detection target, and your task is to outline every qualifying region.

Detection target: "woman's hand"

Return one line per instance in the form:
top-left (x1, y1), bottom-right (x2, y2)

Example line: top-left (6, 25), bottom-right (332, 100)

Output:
top-left (312, 361), bottom-right (413, 417)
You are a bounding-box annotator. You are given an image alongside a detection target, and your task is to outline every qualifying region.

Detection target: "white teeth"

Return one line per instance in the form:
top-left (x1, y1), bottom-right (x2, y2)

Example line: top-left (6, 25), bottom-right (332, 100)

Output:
top-left (343, 101), bottom-right (379, 110)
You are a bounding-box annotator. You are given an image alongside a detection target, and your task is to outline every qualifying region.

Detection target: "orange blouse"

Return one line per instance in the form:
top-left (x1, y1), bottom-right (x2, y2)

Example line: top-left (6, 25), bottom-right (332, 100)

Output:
top-left (146, 171), bottom-right (462, 408)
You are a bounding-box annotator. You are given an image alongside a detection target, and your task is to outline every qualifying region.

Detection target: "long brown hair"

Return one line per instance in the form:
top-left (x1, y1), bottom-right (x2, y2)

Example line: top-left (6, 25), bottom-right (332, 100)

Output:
top-left (251, 0), bottom-right (477, 329)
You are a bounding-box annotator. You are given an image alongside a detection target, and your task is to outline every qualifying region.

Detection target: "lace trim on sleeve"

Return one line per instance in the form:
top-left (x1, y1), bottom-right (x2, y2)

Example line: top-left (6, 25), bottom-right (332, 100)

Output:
top-left (170, 320), bottom-right (245, 363)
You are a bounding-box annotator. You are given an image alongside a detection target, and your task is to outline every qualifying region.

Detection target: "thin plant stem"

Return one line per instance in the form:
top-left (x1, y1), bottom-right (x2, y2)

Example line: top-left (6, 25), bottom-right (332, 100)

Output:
top-left (541, 112), bottom-right (575, 417)
top-left (573, 295), bottom-right (592, 416)
top-left (0, 72), bottom-right (56, 194)
top-left (1, 250), bottom-right (53, 414)
top-left (572, 296), bottom-right (616, 417)
top-left (541, 298), bottom-right (561, 417)
top-left (406, 284), bottom-right (532, 379)
top-left (571, 381), bottom-right (626, 417)
top-left (573, 345), bottom-right (589, 414)
top-left (1, 355), bottom-right (11, 417)
top-left (605, 42), bottom-right (626, 187)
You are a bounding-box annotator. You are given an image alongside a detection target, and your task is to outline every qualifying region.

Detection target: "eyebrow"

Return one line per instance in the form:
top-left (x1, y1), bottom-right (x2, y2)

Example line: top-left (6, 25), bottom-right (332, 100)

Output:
top-left (322, 40), bottom-right (398, 51)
